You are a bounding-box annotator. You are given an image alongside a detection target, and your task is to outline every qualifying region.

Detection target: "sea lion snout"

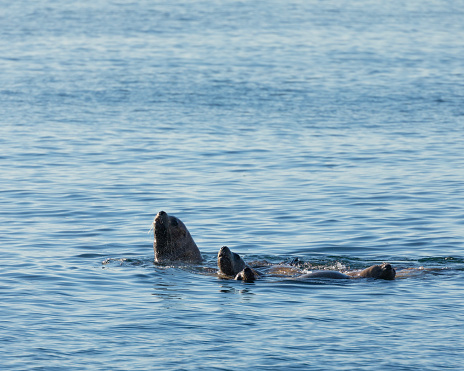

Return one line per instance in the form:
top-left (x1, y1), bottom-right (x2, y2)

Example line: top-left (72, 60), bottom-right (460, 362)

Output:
top-left (154, 211), bottom-right (168, 224)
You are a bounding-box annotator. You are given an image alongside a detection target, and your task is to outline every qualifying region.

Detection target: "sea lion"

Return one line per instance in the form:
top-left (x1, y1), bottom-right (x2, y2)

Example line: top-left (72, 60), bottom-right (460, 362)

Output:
top-left (217, 246), bottom-right (260, 282)
top-left (153, 211), bottom-right (202, 263)
top-left (281, 262), bottom-right (396, 280)
top-left (299, 262), bottom-right (396, 280)
top-left (218, 246), bottom-right (396, 282)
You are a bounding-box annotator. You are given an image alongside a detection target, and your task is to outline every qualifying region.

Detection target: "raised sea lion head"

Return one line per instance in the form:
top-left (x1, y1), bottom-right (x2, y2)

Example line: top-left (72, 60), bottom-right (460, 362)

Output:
top-left (217, 246), bottom-right (247, 276)
top-left (153, 211), bottom-right (202, 263)
top-left (359, 263), bottom-right (396, 280)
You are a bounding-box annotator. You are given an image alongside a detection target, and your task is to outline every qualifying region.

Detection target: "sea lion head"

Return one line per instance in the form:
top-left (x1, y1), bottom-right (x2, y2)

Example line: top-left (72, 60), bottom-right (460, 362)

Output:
top-left (217, 246), bottom-right (247, 276)
top-left (376, 263), bottom-right (396, 280)
top-left (153, 211), bottom-right (202, 263)
top-left (359, 263), bottom-right (396, 280)
top-left (235, 267), bottom-right (257, 282)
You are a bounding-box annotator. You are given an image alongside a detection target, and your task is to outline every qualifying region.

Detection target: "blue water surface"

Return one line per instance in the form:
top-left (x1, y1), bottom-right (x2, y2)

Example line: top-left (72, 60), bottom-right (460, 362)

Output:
top-left (1, 0), bottom-right (464, 370)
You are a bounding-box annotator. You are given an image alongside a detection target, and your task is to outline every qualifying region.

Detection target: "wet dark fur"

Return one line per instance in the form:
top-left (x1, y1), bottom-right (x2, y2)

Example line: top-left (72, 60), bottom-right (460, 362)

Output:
top-left (153, 211), bottom-right (202, 263)
top-left (217, 246), bottom-right (247, 276)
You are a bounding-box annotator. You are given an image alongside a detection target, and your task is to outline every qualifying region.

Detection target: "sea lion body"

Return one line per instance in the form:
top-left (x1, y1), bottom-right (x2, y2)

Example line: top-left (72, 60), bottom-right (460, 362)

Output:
top-left (299, 271), bottom-right (350, 280)
top-left (153, 211), bottom-right (202, 263)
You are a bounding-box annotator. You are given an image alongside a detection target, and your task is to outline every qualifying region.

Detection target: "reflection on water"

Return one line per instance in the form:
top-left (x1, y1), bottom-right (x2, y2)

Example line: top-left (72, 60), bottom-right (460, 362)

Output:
top-left (217, 282), bottom-right (257, 298)
top-left (152, 282), bottom-right (184, 302)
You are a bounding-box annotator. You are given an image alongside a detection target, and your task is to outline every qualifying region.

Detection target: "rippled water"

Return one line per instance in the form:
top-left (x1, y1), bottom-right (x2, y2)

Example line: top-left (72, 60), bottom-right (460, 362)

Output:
top-left (1, 0), bottom-right (464, 370)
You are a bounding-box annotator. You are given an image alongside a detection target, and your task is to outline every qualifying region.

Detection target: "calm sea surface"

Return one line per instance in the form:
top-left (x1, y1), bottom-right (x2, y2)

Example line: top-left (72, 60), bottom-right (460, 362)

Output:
top-left (1, 0), bottom-right (464, 370)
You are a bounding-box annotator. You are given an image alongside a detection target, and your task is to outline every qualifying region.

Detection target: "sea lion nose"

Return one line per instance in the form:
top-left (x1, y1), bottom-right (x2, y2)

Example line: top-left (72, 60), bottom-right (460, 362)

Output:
top-left (219, 246), bottom-right (230, 255)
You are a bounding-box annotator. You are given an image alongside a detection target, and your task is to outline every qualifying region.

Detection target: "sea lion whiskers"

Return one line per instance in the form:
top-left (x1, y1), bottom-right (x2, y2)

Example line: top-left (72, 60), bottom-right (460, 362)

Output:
top-left (148, 219), bottom-right (156, 234)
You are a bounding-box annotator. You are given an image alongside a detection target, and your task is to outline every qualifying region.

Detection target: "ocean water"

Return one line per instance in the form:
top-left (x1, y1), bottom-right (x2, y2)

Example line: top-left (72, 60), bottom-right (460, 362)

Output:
top-left (1, 0), bottom-right (464, 369)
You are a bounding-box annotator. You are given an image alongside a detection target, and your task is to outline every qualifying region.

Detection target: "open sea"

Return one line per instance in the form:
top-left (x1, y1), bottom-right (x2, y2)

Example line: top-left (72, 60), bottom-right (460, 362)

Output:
top-left (1, 0), bottom-right (464, 370)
